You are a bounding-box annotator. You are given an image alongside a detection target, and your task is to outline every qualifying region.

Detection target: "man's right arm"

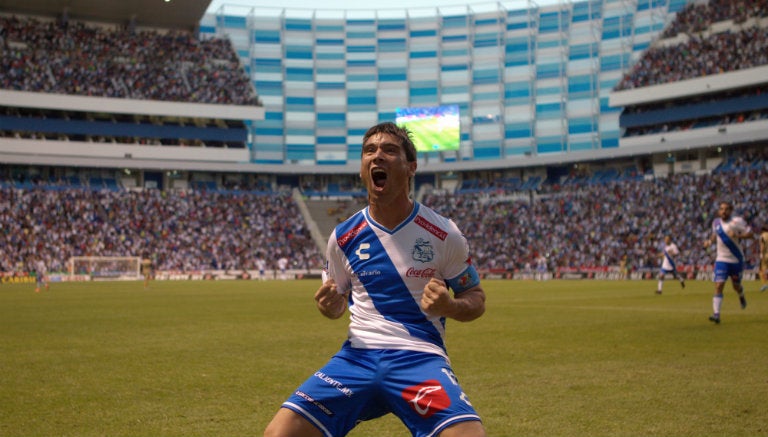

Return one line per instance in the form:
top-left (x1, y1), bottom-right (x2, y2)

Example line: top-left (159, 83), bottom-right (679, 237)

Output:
top-left (314, 279), bottom-right (348, 319)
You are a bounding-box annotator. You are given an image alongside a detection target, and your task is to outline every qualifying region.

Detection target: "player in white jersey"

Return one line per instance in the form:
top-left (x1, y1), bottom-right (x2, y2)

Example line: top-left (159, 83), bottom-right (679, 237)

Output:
top-left (655, 235), bottom-right (685, 294)
top-left (277, 256), bottom-right (289, 280)
top-left (703, 201), bottom-right (752, 324)
top-left (34, 258), bottom-right (49, 293)
top-left (264, 122), bottom-right (487, 437)
top-left (255, 255), bottom-right (267, 281)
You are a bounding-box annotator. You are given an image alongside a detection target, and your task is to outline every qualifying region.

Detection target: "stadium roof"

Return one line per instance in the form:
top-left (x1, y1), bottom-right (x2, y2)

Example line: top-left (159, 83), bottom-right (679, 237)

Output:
top-left (0, 0), bottom-right (211, 31)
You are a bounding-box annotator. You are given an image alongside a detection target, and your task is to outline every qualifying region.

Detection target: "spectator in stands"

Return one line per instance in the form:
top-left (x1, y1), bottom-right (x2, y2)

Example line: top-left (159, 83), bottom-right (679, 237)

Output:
top-left (0, 15), bottom-right (260, 106)
top-left (616, 0), bottom-right (768, 91)
top-left (0, 146), bottom-right (765, 276)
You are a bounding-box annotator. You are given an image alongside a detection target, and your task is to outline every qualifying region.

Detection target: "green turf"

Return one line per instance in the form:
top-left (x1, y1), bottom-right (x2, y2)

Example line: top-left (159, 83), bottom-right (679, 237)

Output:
top-left (1, 279), bottom-right (766, 436)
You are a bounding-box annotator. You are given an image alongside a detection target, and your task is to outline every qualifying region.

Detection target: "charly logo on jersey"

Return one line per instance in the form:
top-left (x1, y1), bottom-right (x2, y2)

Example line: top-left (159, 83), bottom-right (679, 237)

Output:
top-left (355, 242), bottom-right (371, 260)
top-left (412, 238), bottom-right (434, 263)
top-left (401, 380), bottom-right (451, 418)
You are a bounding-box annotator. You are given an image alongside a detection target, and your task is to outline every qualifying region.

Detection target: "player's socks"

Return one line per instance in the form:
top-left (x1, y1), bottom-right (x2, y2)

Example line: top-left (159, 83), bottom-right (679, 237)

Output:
top-left (739, 293), bottom-right (747, 309)
top-left (713, 295), bottom-right (722, 316)
top-left (679, 279), bottom-right (685, 289)
top-left (656, 280), bottom-right (663, 294)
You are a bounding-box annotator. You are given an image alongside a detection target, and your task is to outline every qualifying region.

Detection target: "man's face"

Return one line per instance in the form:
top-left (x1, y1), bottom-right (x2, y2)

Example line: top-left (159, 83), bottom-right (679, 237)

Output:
top-left (718, 203), bottom-right (732, 220)
top-left (360, 132), bottom-right (416, 199)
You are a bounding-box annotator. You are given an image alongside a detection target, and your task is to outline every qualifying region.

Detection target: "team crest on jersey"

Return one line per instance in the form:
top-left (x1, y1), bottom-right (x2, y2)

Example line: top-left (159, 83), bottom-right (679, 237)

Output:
top-left (412, 238), bottom-right (434, 263)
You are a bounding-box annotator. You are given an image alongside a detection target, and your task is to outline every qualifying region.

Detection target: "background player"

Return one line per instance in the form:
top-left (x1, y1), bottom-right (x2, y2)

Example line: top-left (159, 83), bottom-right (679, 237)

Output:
top-left (760, 224), bottom-right (768, 292)
top-left (703, 201), bottom-right (752, 324)
top-left (34, 258), bottom-right (49, 293)
top-left (141, 255), bottom-right (153, 289)
top-left (277, 256), bottom-right (288, 280)
top-left (655, 235), bottom-right (685, 294)
top-left (255, 254), bottom-right (267, 281)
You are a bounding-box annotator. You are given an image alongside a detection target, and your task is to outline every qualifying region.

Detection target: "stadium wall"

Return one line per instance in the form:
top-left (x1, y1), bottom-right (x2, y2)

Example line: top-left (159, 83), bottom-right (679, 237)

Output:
top-left (200, 0), bottom-right (684, 172)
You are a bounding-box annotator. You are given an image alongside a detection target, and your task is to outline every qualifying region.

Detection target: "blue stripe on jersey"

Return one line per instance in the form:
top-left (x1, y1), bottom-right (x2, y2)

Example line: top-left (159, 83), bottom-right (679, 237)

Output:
top-left (664, 249), bottom-right (676, 271)
top-left (714, 219), bottom-right (744, 264)
top-left (334, 210), bottom-right (445, 350)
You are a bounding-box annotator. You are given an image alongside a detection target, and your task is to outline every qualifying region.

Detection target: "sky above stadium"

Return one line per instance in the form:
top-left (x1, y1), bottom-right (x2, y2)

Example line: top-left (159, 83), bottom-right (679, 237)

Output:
top-left (206, 0), bottom-right (562, 14)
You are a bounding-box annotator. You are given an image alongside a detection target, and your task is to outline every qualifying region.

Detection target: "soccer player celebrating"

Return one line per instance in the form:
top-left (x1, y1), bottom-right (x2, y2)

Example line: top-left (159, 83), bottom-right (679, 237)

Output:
top-left (264, 122), bottom-right (487, 437)
top-left (655, 235), bottom-right (685, 294)
top-left (703, 201), bottom-right (752, 324)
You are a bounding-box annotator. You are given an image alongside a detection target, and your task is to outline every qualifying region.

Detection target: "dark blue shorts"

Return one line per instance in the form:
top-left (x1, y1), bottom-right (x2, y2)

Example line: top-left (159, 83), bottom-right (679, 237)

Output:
top-left (281, 343), bottom-right (482, 437)
top-left (714, 261), bottom-right (743, 283)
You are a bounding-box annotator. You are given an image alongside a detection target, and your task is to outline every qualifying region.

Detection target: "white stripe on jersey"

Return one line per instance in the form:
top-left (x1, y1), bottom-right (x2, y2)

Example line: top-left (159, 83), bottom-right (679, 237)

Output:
top-left (661, 243), bottom-right (679, 270)
top-left (323, 202), bottom-right (475, 360)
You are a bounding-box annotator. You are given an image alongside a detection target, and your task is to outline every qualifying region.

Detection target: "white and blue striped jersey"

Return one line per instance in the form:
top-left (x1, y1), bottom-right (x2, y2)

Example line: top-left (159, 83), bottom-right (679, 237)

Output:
top-left (323, 202), bottom-right (480, 361)
top-left (713, 216), bottom-right (750, 264)
top-left (661, 243), bottom-right (679, 271)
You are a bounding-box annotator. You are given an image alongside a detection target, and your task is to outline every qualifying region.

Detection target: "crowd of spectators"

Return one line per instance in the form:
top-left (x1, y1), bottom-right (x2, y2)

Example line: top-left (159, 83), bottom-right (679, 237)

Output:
top-left (616, 25), bottom-right (768, 90)
top-left (0, 15), bottom-right (259, 106)
top-left (422, 147), bottom-right (768, 274)
top-left (615, 0), bottom-right (768, 91)
top-left (1, 147), bottom-right (765, 277)
top-left (660, 0), bottom-right (768, 39)
top-left (0, 188), bottom-right (321, 274)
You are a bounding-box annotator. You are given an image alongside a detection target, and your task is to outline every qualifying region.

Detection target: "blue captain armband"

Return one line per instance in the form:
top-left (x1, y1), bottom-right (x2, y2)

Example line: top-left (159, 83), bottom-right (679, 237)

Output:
top-left (446, 265), bottom-right (481, 294)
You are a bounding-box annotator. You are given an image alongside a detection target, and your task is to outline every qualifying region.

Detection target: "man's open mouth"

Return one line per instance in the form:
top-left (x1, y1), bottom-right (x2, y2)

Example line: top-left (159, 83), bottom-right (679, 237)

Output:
top-left (371, 168), bottom-right (387, 188)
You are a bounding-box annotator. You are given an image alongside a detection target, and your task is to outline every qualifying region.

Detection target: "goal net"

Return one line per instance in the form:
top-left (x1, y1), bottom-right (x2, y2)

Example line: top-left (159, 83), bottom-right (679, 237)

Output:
top-left (68, 256), bottom-right (141, 280)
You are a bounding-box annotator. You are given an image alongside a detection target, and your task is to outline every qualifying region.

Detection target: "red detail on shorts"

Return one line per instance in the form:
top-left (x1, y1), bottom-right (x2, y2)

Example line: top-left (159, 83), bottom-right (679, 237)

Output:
top-left (401, 380), bottom-right (451, 418)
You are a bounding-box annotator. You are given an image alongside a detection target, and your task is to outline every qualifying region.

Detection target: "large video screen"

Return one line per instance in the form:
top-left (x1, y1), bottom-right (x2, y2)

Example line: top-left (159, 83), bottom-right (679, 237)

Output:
top-left (395, 104), bottom-right (460, 153)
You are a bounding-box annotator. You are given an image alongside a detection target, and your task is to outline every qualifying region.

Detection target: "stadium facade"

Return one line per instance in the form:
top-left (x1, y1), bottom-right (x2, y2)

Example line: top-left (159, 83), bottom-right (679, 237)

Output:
top-left (200, 0), bottom-right (690, 174)
top-left (1, 0), bottom-right (767, 189)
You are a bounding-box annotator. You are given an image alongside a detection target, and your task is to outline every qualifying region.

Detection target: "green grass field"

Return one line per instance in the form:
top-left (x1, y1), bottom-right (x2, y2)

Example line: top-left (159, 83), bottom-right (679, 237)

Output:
top-left (1, 279), bottom-right (766, 437)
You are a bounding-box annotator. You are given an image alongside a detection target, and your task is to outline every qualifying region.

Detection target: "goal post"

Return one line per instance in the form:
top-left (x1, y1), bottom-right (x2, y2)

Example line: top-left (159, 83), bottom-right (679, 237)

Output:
top-left (68, 256), bottom-right (142, 280)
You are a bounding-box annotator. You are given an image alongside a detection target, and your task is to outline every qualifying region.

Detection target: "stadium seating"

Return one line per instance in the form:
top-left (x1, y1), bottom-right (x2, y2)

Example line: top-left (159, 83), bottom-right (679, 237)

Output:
top-left (2, 144), bottom-right (764, 276)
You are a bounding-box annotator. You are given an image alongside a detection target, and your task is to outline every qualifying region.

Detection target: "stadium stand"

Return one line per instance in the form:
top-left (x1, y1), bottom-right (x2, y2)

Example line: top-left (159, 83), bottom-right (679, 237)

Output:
top-left (1, 0), bottom-right (767, 281)
top-left (0, 185), bottom-right (323, 274)
top-left (422, 144), bottom-right (767, 275)
top-left (2, 143), bottom-right (765, 277)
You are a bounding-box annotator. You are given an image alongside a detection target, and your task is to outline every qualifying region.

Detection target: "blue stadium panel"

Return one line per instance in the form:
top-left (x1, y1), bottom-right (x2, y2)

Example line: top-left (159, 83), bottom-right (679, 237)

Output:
top-left (572, 0), bottom-right (602, 22)
top-left (316, 18), bottom-right (349, 165)
top-left (537, 135), bottom-right (565, 154)
top-left (204, 0), bottom-right (675, 167)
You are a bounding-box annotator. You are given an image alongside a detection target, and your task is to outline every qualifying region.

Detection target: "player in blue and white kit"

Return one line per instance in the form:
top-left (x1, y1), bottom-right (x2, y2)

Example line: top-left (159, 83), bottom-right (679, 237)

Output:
top-left (704, 201), bottom-right (752, 324)
top-left (264, 122), bottom-right (487, 437)
top-left (34, 258), bottom-right (49, 293)
top-left (655, 235), bottom-right (685, 294)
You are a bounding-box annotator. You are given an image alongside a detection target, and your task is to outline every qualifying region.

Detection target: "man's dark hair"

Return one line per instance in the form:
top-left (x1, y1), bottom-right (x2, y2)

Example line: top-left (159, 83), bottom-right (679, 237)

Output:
top-left (362, 122), bottom-right (417, 163)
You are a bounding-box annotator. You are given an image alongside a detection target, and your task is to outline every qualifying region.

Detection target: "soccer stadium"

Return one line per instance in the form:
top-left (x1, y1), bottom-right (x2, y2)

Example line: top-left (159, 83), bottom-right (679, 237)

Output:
top-left (1, 0), bottom-right (767, 436)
